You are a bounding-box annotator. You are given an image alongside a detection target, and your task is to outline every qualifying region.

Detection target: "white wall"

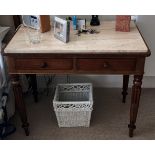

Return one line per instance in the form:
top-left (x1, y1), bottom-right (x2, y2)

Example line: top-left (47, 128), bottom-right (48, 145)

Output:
top-left (136, 15), bottom-right (155, 76)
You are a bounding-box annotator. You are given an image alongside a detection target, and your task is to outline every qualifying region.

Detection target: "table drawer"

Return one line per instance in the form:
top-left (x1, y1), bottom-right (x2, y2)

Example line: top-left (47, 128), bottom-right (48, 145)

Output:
top-left (14, 58), bottom-right (73, 71)
top-left (77, 58), bottom-right (136, 72)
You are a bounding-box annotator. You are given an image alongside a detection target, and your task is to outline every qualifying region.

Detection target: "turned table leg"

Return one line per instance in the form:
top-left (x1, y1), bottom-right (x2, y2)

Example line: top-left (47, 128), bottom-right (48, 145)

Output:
top-left (11, 75), bottom-right (29, 136)
top-left (122, 75), bottom-right (129, 103)
top-left (128, 75), bottom-right (143, 137)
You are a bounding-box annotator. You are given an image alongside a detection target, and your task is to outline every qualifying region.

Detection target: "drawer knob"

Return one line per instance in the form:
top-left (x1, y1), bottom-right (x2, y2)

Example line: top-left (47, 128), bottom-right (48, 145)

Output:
top-left (40, 62), bottom-right (48, 68)
top-left (103, 62), bottom-right (109, 68)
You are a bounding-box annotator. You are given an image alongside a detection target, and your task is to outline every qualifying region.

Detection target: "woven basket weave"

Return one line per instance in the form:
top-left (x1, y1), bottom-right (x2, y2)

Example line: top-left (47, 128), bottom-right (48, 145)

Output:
top-left (53, 83), bottom-right (93, 127)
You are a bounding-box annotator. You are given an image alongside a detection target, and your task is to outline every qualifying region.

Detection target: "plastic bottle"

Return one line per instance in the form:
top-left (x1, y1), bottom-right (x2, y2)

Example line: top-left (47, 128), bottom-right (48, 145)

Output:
top-left (72, 16), bottom-right (77, 30)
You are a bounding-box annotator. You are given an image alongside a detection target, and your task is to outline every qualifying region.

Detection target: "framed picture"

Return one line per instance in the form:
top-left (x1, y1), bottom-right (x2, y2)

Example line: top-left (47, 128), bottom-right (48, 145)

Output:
top-left (54, 17), bottom-right (70, 43)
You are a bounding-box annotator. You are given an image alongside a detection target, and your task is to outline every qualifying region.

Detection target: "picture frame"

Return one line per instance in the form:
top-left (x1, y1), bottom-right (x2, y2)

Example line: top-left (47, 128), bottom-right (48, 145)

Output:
top-left (54, 17), bottom-right (70, 43)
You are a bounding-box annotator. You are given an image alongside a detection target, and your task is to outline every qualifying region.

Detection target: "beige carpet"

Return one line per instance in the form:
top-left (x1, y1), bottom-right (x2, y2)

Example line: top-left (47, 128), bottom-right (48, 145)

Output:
top-left (6, 88), bottom-right (155, 140)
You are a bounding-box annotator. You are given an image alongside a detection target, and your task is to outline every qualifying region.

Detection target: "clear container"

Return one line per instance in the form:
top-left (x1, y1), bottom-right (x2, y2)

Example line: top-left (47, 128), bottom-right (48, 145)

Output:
top-left (27, 28), bottom-right (41, 44)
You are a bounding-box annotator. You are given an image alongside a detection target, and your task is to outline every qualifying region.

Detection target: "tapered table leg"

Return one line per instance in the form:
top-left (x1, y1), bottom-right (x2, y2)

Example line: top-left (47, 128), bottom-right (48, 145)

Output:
top-left (128, 75), bottom-right (143, 137)
top-left (11, 75), bottom-right (29, 136)
top-left (122, 75), bottom-right (129, 103)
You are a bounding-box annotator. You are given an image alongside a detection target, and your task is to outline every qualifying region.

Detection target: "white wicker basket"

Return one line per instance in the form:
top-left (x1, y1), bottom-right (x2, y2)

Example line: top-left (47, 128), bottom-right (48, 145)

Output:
top-left (53, 83), bottom-right (93, 127)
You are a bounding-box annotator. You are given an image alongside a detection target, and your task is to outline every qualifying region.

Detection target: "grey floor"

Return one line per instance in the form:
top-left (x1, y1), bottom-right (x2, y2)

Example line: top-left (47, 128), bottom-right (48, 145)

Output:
top-left (7, 88), bottom-right (155, 140)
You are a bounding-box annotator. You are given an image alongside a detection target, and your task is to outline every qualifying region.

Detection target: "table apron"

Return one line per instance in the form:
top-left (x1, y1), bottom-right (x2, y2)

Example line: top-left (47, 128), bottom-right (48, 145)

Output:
top-left (6, 55), bottom-right (146, 75)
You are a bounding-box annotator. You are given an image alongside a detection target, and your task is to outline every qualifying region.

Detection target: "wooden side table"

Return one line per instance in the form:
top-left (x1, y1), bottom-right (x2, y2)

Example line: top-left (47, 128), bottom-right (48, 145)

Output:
top-left (4, 21), bottom-right (150, 137)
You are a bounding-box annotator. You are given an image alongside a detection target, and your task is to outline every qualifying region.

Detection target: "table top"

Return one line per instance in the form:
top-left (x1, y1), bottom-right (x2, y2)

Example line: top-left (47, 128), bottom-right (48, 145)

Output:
top-left (4, 21), bottom-right (148, 55)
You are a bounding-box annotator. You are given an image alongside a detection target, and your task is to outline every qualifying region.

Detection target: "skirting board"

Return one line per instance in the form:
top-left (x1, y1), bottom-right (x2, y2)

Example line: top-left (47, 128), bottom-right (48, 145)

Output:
top-left (22, 75), bottom-right (155, 89)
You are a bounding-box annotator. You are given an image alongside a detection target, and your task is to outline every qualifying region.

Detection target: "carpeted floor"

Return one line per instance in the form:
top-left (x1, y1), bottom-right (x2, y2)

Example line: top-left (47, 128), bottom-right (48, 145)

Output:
top-left (6, 88), bottom-right (155, 140)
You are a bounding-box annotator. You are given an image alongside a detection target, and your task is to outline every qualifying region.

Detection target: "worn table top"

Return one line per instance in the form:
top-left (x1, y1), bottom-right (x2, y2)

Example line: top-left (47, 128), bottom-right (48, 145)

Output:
top-left (4, 21), bottom-right (148, 55)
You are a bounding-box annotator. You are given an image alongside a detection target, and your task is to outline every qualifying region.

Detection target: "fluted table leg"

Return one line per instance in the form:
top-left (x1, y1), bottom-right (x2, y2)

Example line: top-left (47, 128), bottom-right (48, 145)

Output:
top-left (128, 75), bottom-right (143, 137)
top-left (11, 74), bottom-right (29, 136)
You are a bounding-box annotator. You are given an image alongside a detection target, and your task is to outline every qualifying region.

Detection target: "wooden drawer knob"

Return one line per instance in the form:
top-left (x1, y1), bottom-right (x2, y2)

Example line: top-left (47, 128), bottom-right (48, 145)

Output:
top-left (103, 62), bottom-right (109, 68)
top-left (40, 62), bottom-right (48, 68)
